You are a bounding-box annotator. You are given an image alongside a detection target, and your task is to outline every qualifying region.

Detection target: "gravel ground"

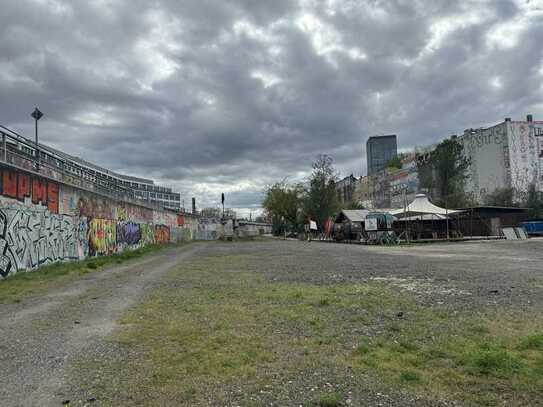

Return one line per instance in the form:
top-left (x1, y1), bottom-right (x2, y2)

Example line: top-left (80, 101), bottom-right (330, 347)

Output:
top-left (1, 238), bottom-right (542, 406)
top-left (0, 244), bottom-right (200, 407)
top-left (252, 238), bottom-right (543, 310)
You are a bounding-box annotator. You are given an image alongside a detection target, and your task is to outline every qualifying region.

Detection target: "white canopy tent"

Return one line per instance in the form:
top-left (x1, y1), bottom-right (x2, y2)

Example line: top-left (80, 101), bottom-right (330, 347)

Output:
top-left (390, 194), bottom-right (463, 219)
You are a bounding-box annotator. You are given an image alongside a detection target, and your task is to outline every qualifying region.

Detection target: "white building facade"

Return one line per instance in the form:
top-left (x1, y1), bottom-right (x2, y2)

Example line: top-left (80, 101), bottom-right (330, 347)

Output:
top-left (459, 116), bottom-right (543, 203)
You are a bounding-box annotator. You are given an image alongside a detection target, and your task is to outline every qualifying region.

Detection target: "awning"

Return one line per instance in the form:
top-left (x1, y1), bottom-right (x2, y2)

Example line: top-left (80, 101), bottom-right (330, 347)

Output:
top-left (390, 194), bottom-right (463, 219)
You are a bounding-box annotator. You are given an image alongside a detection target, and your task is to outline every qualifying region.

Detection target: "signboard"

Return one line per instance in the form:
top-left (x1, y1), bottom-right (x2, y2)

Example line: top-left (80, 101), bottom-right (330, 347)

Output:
top-left (365, 218), bottom-right (378, 231)
top-left (309, 220), bottom-right (317, 230)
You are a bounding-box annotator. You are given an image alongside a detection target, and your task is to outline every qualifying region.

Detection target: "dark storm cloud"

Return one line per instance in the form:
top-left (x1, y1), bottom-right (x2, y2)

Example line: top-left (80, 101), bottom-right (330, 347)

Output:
top-left (1, 0), bottom-right (542, 212)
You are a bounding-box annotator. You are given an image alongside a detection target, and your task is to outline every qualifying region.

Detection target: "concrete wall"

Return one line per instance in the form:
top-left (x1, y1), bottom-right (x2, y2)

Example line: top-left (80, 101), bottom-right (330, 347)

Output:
top-left (0, 164), bottom-right (191, 279)
top-left (460, 121), bottom-right (543, 203)
top-left (507, 121), bottom-right (543, 200)
top-left (460, 122), bottom-right (510, 202)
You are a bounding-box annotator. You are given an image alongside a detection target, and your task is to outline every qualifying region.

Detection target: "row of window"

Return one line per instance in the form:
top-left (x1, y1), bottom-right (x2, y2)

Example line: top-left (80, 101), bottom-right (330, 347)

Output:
top-left (134, 191), bottom-right (181, 201)
top-left (4, 134), bottom-right (181, 203)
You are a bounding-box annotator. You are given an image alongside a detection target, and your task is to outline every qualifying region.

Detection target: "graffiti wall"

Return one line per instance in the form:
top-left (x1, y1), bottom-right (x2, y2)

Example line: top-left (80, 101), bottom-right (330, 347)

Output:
top-left (88, 219), bottom-right (117, 256)
top-left (59, 185), bottom-right (153, 223)
top-left (0, 165), bottom-right (189, 279)
top-left (460, 121), bottom-right (543, 202)
top-left (507, 122), bottom-right (543, 201)
top-left (1, 169), bottom-right (59, 213)
top-left (0, 202), bottom-right (84, 278)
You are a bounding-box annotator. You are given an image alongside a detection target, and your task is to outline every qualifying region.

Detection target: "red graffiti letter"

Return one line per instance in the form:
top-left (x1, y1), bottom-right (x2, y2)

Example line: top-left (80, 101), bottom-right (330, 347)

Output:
top-left (17, 174), bottom-right (31, 201)
top-left (47, 182), bottom-right (59, 214)
top-left (32, 177), bottom-right (47, 206)
top-left (2, 170), bottom-right (17, 198)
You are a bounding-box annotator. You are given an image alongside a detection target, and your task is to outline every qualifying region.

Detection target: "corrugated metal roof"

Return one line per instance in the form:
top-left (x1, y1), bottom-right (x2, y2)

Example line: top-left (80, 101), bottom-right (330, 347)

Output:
top-left (339, 209), bottom-right (371, 222)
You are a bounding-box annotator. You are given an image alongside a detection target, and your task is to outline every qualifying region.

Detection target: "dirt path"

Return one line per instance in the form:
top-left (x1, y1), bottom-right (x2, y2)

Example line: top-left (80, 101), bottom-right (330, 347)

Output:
top-left (0, 244), bottom-right (200, 407)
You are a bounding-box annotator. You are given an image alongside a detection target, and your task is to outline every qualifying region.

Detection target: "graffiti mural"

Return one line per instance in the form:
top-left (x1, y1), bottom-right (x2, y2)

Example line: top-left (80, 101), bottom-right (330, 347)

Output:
top-left (115, 204), bottom-right (153, 223)
top-left (88, 219), bottom-right (117, 256)
top-left (154, 225), bottom-right (171, 243)
top-left (140, 224), bottom-right (155, 245)
top-left (60, 185), bottom-right (154, 223)
top-left (117, 221), bottom-right (141, 247)
top-left (0, 168), bottom-right (181, 278)
top-left (77, 218), bottom-right (89, 259)
top-left (0, 207), bottom-right (80, 278)
top-left (153, 210), bottom-right (178, 228)
top-left (1, 169), bottom-right (59, 214)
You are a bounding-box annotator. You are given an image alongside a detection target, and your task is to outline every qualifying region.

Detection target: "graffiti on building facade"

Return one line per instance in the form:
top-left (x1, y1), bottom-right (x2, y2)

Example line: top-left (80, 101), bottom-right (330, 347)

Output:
top-left (88, 219), bottom-right (117, 256)
top-left (0, 207), bottom-right (81, 278)
top-left (115, 204), bottom-right (153, 223)
top-left (0, 167), bottom-right (204, 279)
top-left (117, 221), bottom-right (141, 247)
top-left (1, 169), bottom-right (59, 214)
top-left (154, 225), bottom-right (171, 243)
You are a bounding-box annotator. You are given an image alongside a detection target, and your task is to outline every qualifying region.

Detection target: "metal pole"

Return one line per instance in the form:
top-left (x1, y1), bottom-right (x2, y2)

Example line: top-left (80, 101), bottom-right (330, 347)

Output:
top-left (35, 117), bottom-right (39, 168)
top-left (446, 198), bottom-right (449, 241)
top-left (470, 207), bottom-right (473, 237)
top-left (2, 133), bottom-right (6, 162)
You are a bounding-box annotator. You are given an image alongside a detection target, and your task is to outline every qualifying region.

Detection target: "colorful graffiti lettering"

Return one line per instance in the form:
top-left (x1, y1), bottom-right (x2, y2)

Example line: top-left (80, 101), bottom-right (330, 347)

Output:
top-left (0, 168), bottom-right (188, 278)
top-left (1, 169), bottom-right (59, 213)
top-left (0, 207), bottom-right (83, 278)
top-left (117, 221), bottom-right (141, 246)
top-left (140, 224), bottom-right (155, 245)
top-left (88, 219), bottom-right (117, 256)
top-left (154, 225), bottom-right (170, 243)
top-left (77, 197), bottom-right (114, 219)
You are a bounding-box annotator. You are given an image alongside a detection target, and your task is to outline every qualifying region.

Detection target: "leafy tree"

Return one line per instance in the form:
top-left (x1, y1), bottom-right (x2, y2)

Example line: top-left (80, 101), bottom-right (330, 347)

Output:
top-left (345, 200), bottom-right (366, 210)
top-left (262, 181), bottom-right (304, 234)
top-left (303, 155), bottom-right (340, 230)
top-left (418, 137), bottom-right (471, 208)
top-left (385, 154), bottom-right (402, 170)
top-left (525, 183), bottom-right (543, 219)
top-left (484, 187), bottom-right (516, 207)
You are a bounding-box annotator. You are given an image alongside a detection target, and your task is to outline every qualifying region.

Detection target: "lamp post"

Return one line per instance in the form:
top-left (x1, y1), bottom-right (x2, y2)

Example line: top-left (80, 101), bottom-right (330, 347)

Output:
top-left (31, 107), bottom-right (43, 169)
top-left (221, 193), bottom-right (225, 219)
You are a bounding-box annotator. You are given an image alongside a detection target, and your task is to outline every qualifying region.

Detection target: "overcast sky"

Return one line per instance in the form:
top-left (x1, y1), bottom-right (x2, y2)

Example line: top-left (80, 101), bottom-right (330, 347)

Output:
top-left (1, 0), bottom-right (542, 214)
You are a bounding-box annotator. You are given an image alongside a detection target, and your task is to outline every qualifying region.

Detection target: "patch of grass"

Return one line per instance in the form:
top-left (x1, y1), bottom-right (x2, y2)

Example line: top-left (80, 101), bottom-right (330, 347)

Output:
top-left (69, 251), bottom-right (543, 406)
top-left (318, 297), bottom-right (330, 307)
top-left (0, 243), bottom-right (175, 304)
top-left (399, 370), bottom-right (423, 383)
top-left (520, 334), bottom-right (543, 350)
top-left (467, 344), bottom-right (522, 376)
top-left (304, 392), bottom-right (343, 407)
top-left (354, 342), bottom-right (370, 356)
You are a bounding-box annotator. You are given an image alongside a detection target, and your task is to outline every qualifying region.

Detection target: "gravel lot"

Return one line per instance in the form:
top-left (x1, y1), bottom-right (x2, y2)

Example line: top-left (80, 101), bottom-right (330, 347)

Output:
top-left (253, 238), bottom-right (543, 309)
top-left (1, 238), bottom-right (542, 406)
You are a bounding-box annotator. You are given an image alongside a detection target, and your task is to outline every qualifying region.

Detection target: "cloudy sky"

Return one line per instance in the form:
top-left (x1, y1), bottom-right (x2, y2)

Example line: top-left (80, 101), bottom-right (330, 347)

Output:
top-left (1, 0), bottom-right (542, 214)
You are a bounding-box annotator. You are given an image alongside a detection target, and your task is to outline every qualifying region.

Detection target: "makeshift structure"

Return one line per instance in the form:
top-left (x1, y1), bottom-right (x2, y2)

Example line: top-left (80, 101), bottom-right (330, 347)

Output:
top-left (333, 209), bottom-right (370, 241)
top-left (390, 194), bottom-right (463, 218)
top-left (390, 194), bottom-right (463, 240)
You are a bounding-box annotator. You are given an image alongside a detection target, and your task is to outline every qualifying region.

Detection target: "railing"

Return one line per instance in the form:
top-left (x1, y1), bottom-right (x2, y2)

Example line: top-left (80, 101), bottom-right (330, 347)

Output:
top-left (0, 127), bottom-right (167, 211)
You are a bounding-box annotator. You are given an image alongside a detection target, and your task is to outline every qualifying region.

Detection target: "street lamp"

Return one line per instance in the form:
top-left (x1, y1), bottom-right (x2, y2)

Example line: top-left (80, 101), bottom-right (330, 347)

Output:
top-left (31, 107), bottom-right (43, 168)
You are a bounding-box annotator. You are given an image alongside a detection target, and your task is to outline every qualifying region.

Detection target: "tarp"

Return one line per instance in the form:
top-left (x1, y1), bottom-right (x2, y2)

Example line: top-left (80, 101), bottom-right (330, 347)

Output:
top-left (390, 194), bottom-right (463, 218)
